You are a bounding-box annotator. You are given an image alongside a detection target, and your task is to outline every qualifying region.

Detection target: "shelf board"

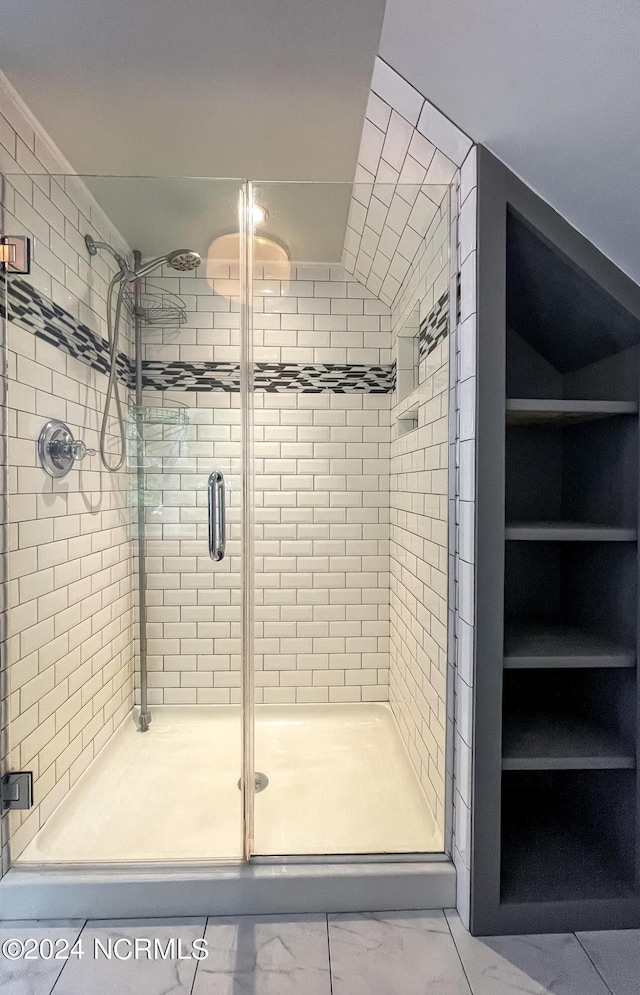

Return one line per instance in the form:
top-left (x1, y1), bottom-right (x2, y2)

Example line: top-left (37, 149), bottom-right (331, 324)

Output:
top-left (502, 714), bottom-right (635, 771)
top-left (504, 623), bottom-right (636, 669)
top-left (505, 522), bottom-right (637, 541)
top-left (506, 398), bottom-right (639, 425)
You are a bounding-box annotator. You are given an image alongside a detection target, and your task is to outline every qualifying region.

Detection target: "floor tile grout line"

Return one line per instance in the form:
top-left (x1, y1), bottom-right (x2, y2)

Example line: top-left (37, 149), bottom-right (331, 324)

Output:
top-left (49, 919), bottom-right (88, 995)
top-left (573, 931), bottom-right (616, 995)
top-left (443, 909), bottom-right (475, 995)
top-left (326, 913), bottom-right (335, 995)
top-left (189, 917), bottom-right (209, 995)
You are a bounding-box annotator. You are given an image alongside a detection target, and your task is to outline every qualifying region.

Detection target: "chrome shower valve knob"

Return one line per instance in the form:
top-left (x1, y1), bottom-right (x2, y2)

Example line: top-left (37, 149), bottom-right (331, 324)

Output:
top-left (38, 420), bottom-right (97, 478)
top-left (56, 439), bottom-right (98, 460)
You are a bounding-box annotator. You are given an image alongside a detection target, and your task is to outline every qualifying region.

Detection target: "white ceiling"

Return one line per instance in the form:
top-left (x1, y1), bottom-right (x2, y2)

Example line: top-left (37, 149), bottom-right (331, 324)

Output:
top-left (379, 0), bottom-right (640, 284)
top-left (0, 0), bottom-right (385, 259)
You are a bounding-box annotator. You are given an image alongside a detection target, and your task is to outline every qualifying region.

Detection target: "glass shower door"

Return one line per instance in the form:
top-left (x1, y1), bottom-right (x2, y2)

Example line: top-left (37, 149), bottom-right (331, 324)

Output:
top-left (0, 174), bottom-right (252, 865)
top-left (248, 180), bottom-right (452, 857)
top-left (0, 169), bottom-right (453, 869)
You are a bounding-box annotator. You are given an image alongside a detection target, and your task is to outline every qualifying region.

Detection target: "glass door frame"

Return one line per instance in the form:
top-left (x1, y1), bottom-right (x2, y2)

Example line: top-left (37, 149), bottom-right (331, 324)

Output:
top-left (240, 181), bottom-right (255, 861)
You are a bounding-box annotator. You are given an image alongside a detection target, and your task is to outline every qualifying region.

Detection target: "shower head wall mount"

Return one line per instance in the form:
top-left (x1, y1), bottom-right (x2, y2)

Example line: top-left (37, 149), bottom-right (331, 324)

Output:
top-left (85, 234), bottom-right (133, 281)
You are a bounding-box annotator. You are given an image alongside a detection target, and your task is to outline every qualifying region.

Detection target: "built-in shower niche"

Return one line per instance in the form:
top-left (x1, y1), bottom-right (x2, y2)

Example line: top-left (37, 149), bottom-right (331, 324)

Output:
top-left (396, 306), bottom-right (420, 402)
top-left (393, 306), bottom-right (422, 439)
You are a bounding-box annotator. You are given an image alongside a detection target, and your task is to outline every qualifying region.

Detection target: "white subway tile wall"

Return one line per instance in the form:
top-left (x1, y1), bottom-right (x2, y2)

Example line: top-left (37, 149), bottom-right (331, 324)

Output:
top-left (348, 55), bottom-right (477, 912)
top-left (139, 263), bottom-right (393, 704)
top-left (0, 71), bottom-right (136, 866)
top-left (138, 388), bottom-right (244, 706)
top-left (389, 197), bottom-right (450, 833)
top-left (343, 56), bottom-right (471, 308)
top-left (253, 389), bottom-right (391, 704)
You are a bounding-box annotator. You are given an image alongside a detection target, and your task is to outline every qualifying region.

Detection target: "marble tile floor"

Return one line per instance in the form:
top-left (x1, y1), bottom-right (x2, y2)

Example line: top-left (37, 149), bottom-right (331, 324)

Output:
top-left (1, 909), bottom-right (637, 995)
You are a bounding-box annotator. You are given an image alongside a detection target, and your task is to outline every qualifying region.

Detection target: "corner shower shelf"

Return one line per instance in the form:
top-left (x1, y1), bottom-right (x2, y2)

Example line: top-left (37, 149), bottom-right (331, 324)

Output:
top-left (502, 714), bottom-right (635, 770)
top-left (506, 398), bottom-right (639, 425)
top-left (505, 523), bottom-right (637, 542)
top-left (504, 623), bottom-right (636, 669)
top-left (123, 282), bottom-right (188, 329)
top-left (131, 405), bottom-right (189, 426)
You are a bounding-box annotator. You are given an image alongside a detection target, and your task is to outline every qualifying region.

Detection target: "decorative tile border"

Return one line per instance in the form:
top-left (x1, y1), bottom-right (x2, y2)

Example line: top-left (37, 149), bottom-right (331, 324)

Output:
top-left (254, 362), bottom-right (394, 393)
top-left (419, 289), bottom-right (449, 362)
top-left (3, 277), bottom-right (133, 385)
top-left (140, 360), bottom-right (238, 392)
top-left (140, 360), bottom-right (395, 393)
top-left (3, 278), bottom-right (396, 394)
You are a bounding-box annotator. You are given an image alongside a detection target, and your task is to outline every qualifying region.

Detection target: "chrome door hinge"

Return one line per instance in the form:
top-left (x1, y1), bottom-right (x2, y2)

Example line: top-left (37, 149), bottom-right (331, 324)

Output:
top-left (1, 772), bottom-right (33, 810)
top-left (0, 235), bottom-right (31, 274)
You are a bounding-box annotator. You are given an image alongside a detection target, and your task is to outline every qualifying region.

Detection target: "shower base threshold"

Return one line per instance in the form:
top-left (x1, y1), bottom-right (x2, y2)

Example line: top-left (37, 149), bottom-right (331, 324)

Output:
top-left (0, 856), bottom-right (455, 919)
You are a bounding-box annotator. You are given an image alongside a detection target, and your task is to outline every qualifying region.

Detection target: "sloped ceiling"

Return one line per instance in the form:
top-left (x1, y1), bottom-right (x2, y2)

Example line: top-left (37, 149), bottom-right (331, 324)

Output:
top-left (379, 0), bottom-right (640, 283)
top-left (0, 0), bottom-right (385, 260)
top-left (0, 0), bottom-right (385, 180)
top-left (2, 1), bottom-right (638, 279)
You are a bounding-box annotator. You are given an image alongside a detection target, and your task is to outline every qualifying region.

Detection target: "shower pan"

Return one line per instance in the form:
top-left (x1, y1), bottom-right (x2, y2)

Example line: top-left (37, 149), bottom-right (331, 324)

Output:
top-left (0, 175), bottom-right (455, 917)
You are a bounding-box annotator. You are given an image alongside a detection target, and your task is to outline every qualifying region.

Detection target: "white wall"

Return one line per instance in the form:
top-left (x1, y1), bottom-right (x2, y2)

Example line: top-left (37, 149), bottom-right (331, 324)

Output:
top-left (139, 261), bottom-right (393, 705)
top-left (389, 197), bottom-right (450, 837)
top-left (378, 0), bottom-right (640, 284)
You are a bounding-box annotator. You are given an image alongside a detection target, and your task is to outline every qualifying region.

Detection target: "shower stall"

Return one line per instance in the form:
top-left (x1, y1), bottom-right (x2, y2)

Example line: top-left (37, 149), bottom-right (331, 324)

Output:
top-left (0, 174), bottom-right (455, 912)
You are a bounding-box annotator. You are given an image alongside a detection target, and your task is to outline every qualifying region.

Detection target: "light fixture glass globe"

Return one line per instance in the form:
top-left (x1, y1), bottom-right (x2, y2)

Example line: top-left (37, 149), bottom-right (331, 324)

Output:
top-left (206, 232), bottom-right (290, 291)
top-left (252, 204), bottom-right (269, 226)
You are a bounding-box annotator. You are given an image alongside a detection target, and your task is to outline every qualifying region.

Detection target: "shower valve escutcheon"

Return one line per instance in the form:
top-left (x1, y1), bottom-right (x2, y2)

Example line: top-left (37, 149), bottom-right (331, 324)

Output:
top-left (38, 420), bottom-right (97, 478)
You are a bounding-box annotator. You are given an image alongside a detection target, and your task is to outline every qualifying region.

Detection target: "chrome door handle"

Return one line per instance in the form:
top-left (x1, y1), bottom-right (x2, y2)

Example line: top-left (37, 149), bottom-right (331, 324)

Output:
top-left (208, 470), bottom-right (226, 561)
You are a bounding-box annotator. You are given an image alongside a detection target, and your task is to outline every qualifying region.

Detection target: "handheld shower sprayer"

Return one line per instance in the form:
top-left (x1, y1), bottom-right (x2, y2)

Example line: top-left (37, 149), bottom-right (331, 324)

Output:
top-left (85, 235), bottom-right (202, 471)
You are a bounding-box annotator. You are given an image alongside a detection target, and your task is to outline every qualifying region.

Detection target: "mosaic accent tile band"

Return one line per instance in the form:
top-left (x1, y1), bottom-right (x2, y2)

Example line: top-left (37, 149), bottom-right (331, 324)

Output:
top-left (2, 278), bottom-right (397, 393)
top-left (4, 277), bottom-right (132, 384)
top-left (254, 362), bottom-right (394, 393)
top-left (140, 360), bottom-right (395, 393)
top-left (419, 289), bottom-right (449, 363)
top-left (140, 360), bottom-right (237, 392)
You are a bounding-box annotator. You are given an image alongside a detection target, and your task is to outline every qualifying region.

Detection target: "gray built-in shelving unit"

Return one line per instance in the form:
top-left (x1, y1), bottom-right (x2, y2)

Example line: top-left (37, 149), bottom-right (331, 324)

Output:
top-left (471, 147), bottom-right (640, 934)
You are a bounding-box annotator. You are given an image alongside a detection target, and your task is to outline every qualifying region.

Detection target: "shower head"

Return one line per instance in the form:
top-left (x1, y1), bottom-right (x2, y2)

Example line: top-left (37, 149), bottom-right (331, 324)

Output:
top-left (167, 249), bottom-right (202, 272)
top-left (85, 234), bottom-right (202, 282)
top-left (132, 249), bottom-right (202, 281)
